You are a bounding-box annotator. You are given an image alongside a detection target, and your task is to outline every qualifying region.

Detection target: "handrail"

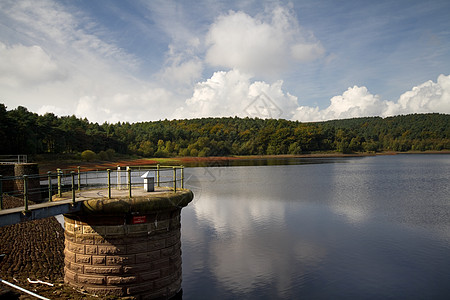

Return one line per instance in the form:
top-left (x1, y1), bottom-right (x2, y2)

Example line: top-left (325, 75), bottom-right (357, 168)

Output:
top-left (0, 164), bottom-right (185, 212)
top-left (0, 155), bottom-right (27, 164)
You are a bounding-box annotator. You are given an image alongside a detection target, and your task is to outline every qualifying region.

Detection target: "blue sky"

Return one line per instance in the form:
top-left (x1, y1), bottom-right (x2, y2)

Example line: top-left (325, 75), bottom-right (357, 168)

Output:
top-left (1, 0), bottom-right (449, 123)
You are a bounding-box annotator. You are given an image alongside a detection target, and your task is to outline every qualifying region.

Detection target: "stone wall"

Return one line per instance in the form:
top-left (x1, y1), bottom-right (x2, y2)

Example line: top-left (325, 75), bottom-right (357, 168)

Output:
top-left (0, 163), bottom-right (41, 203)
top-left (0, 164), bottom-right (15, 192)
top-left (64, 209), bottom-right (183, 299)
top-left (14, 163), bottom-right (41, 202)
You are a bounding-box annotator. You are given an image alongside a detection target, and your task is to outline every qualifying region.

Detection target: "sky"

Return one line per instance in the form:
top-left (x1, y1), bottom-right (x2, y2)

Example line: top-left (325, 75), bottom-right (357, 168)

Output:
top-left (1, 0), bottom-right (450, 124)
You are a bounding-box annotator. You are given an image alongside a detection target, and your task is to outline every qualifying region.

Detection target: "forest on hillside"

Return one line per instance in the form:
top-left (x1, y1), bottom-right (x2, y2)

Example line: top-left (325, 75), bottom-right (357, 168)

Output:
top-left (1, 104), bottom-right (449, 158)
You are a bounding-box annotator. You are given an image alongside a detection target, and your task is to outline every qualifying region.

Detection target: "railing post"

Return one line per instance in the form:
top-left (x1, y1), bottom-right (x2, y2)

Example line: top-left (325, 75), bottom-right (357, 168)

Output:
top-left (0, 175), bottom-right (3, 210)
top-left (181, 166), bottom-right (184, 189)
top-left (107, 169), bottom-right (111, 199)
top-left (173, 167), bottom-right (177, 192)
top-left (71, 171), bottom-right (75, 203)
top-left (57, 168), bottom-right (62, 197)
top-left (157, 164), bottom-right (160, 187)
top-left (117, 165), bottom-right (121, 190)
top-left (23, 175), bottom-right (29, 211)
top-left (77, 166), bottom-right (81, 191)
top-left (48, 171), bottom-right (52, 202)
top-left (128, 168), bottom-right (132, 198)
top-left (126, 166), bottom-right (130, 190)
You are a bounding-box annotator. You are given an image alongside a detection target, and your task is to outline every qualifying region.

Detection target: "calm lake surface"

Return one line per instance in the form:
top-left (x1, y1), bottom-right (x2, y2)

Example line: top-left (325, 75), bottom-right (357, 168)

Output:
top-left (180, 154), bottom-right (450, 299)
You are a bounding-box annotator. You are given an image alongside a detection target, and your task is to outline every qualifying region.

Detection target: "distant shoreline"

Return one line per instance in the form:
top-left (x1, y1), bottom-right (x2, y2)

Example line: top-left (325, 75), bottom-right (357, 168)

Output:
top-left (37, 150), bottom-right (450, 173)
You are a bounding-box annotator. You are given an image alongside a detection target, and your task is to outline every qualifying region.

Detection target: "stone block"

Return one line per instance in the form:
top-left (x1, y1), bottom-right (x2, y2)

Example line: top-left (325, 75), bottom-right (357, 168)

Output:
top-left (98, 245), bottom-right (126, 255)
top-left (153, 273), bottom-right (175, 290)
top-left (77, 274), bottom-right (106, 285)
top-left (83, 286), bottom-right (125, 297)
top-left (64, 249), bottom-right (76, 262)
top-left (92, 256), bottom-right (106, 265)
top-left (135, 250), bottom-right (160, 263)
top-left (68, 242), bottom-right (85, 254)
top-left (85, 245), bottom-right (98, 255)
top-left (93, 235), bottom-right (111, 245)
top-left (64, 267), bottom-right (78, 282)
top-left (66, 260), bottom-right (84, 274)
top-left (107, 275), bottom-right (138, 285)
top-left (159, 266), bottom-right (174, 278)
top-left (151, 258), bottom-right (170, 270)
top-left (84, 265), bottom-right (122, 275)
top-left (126, 242), bottom-right (147, 254)
top-left (73, 224), bottom-right (83, 234)
top-left (128, 223), bottom-right (149, 234)
top-left (76, 235), bottom-right (94, 245)
top-left (126, 282), bottom-right (153, 295)
top-left (82, 225), bottom-right (94, 234)
top-left (106, 255), bottom-right (135, 266)
top-left (147, 239), bottom-right (166, 251)
top-left (75, 254), bottom-right (92, 264)
top-left (161, 245), bottom-right (177, 258)
top-left (92, 225), bottom-right (106, 235)
top-left (151, 219), bottom-right (170, 232)
top-left (166, 232), bottom-right (180, 247)
top-left (140, 270), bottom-right (160, 281)
top-left (65, 223), bottom-right (74, 233)
top-left (105, 225), bottom-right (126, 236)
top-left (64, 231), bottom-right (76, 242)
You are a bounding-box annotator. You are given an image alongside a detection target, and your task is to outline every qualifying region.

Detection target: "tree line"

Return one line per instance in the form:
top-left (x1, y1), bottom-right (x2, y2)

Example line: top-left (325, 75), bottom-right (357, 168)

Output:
top-left (1, 103), bottom-right (449, 159)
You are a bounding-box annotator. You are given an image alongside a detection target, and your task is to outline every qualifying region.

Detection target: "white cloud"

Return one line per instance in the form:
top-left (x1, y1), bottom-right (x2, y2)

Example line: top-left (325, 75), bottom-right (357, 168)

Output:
top-left (0, 0), bottom-right (181, 123)
top-left (37, 105), bottom-right (71, 117)
top-left (73, 87), bottom-right (178, 124)
top-left (173, 69), bottom-right (298, 119)
top-left (205, 6), bottom-right (324, 75)
top-left (293, 74), bottom-right (450, 122)
top-left (1, 0), bottom-right (448, 124)
top-left (158, 44), bottom-right (203, 91)
top-left (0, 42), bottom-right (66, 87)
top-left (160, 57), bottom-right (203, 87)
top-left (396, 74), bottom-right (450, 114)
top-left (177, 72), bottom-right (450, 122)
top-left (293, 85), bottom-right (390, 121)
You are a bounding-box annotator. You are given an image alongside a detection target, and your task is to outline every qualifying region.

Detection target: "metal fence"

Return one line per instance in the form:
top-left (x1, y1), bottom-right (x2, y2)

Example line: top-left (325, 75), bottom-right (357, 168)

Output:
top-left (0, 164), bottom-right (185, 211)
top-left (0, 155), bottom-right (27, 164)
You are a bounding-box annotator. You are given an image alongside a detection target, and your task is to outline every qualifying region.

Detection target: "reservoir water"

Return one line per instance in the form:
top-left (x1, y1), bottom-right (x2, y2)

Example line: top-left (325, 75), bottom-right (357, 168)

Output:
top-left (180, 154), bottom-right (450, 299)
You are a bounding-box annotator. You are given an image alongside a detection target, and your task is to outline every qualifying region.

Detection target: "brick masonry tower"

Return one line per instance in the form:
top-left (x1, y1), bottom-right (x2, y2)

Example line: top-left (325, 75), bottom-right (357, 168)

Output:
top-left (63, 190), bottom-right (193, 299)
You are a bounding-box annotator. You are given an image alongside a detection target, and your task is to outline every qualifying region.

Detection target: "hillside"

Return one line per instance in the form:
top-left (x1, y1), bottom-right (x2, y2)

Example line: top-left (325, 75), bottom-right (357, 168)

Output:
top-left (1, 104), bottom-right (449, 157)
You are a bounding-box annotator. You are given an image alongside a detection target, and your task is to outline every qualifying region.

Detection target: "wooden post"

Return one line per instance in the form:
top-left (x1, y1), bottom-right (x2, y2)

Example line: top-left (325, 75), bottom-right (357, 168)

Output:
top-left (107, 169), bottom-right (111, 199)
top-left (77, 166), bottom-right (81, 191)
top-left (0, 175), bottom-right (3, 210)
top-left (71, 171), bottom-right (75, 203)
top-left (173, 167), bottom-right (177, 192)
top-left (181, 166), bottom-right (184, 189)
top-left (23, 175), bottom-right (29, 211)
top-left (128, 168), bottom-right (132, 198)
top-left (117, 165), bottom-right (121, 190)
top-left (48, 171), bottom-right (52, 201)
top-left (57, 169), bottom-right (62, 197)
top-left (157, 164), bottom-right (160, 187)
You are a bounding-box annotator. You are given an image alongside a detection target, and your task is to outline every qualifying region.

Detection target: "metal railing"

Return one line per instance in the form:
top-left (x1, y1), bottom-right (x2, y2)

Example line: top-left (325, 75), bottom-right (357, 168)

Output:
top-left (0, 155), bottom-right (27, 164)
top-left (0, 164), bottom-right (185, 212)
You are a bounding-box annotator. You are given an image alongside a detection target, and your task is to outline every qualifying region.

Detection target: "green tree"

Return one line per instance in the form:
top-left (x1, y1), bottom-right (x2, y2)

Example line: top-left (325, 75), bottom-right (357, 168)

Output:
top-left (81, 150), bottom-right (97, 161)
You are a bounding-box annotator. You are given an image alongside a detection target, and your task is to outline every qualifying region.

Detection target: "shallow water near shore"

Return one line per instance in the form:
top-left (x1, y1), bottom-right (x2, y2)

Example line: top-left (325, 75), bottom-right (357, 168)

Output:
top-left (181, 154), bottom-right (450, 299)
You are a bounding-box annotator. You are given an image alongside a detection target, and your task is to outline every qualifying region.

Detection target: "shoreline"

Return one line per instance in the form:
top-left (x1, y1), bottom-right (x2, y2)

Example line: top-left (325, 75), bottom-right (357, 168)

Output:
top-left (36, 150), bottom-right (450, 174)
